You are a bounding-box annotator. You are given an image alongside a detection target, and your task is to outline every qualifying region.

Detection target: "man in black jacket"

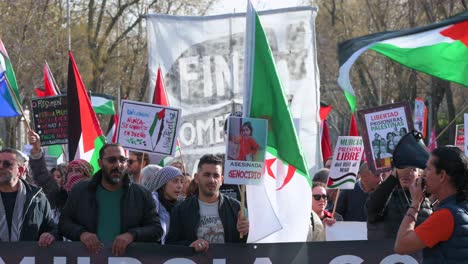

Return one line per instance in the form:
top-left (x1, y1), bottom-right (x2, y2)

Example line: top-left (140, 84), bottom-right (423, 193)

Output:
top-left (59, 143), bottom-right (162, 256)
top-left (0, 148), bottom-right (58, 244)
top-left (166, 154), bottom-right (249, 252)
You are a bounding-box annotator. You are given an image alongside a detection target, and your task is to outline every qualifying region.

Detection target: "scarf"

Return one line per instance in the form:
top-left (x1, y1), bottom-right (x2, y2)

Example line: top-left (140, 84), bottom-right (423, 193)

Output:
top-left (0, 180), bottom-right (26, 241)
top-left (157, 188), bottom-right (178, 213)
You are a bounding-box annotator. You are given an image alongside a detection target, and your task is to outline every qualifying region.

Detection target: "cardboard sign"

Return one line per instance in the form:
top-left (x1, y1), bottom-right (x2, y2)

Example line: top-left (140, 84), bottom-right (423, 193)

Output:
top-left (328, 136), bottom-right (364, 189)
top-left (224, 117), bottom-right (267, 185)
top-left (117, 100), bottom-right (181, 155)
top-left (358, 102), bottom-right (413, 173)
top-left (413, 98), bottom-right (427, 138)
top-left (31, 95), bottom-right (68, 146)
top-left (455, 124), bottom-right (464, 151)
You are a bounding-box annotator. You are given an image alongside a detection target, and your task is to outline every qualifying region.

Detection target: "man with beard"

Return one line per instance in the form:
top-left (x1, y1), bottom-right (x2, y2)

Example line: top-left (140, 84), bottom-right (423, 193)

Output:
top-left (59, 144), bottom-right (162, 256)
top-left (0, 148), bottom-right (58, 244)
top-left (166, 154), bottom-right (249, 252)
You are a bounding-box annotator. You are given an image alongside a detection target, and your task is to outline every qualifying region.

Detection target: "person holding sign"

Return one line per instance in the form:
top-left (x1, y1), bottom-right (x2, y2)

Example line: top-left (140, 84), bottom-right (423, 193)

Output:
top-left (312, 182), bottom-right (343, 227)
top-left (394, 147), bottom-right (468, 263)
top-left (166, 154), bottom-right (249, 252)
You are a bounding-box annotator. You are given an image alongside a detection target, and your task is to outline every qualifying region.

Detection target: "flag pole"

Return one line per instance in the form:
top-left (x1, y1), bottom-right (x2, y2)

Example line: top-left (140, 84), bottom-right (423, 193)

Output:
top-left (4, 77), bottom-right (31, 131)
top-left (140, 152), bottom-right (146, 184)
top-left (332, 189), bottom-right (341, 217)
top-left (45, 60), bottom-right (61, 94)
top-left (240, 184), bottom-right (246, 239)
top-left (428, 103), bottom-right (468, 148)
top-left (175, 146), bottom-right (187, 175)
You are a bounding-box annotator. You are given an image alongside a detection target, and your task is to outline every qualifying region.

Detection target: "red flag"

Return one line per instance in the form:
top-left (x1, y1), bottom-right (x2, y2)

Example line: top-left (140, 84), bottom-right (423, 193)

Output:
top-left (35, 63), bottom-right (60, 97)
top-left (319, 105), bottom-right (333, 121)
top-left (349, 114), bottom-right (359, 136)
top-left (152, 67), bottom-right (169, 105)
top-left (321, 120), bottom-right (332, 161)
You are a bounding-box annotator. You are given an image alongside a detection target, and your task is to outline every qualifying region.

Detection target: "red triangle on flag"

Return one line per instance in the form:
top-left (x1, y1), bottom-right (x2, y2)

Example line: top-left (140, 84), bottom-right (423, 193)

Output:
top-left (152, 67), bottom-right (169, 106)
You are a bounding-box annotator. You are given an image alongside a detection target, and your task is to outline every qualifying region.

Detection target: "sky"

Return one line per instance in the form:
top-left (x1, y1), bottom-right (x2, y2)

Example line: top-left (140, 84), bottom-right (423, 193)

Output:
top-left (209, 0), bottom-right (307, 15)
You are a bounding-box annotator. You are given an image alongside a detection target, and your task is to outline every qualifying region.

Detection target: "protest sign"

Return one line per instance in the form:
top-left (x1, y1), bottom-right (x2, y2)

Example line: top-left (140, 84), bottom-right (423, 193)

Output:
top-left (117, 100), bottom-right (181, 155)
top-left (327, 136), bottom-right (364, 189)
top-left (413, 98), bottom-right (427, 138)
top-left (224, 117), bottom-right (267, 185)
top-left (455, 124), bottom-right (464, 151)
top-left (358, 102), bottom-right (413, 173)
top-left (465, 114), bottom-right (468, 156)
top-left (31, 95), bottom-right (68, 146)
top-left (325, 222), bottom-right (367, 241)
top-left (146, 7), bottom-right (321, 173)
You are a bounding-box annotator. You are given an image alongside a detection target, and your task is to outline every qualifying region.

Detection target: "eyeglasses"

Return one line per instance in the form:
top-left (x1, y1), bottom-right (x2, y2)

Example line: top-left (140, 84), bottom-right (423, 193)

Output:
top-left (127, 159), bottom-right (139, 165)
top-left (102, 156), bottom-right (128, 164)
top-left (312, 194), bottom-right (328, 201)
top-left (0, 160), bottom-right (16, 169)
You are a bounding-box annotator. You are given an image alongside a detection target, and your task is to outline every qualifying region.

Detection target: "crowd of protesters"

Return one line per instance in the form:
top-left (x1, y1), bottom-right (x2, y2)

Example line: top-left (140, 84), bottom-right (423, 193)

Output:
top-left (0, 127), bottom-right (466, 263)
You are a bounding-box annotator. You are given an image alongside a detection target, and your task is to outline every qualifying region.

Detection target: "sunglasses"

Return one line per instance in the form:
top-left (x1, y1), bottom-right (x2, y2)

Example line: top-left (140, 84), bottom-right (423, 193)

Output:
top-left (102, 156), bottom-right (128, 164)
top-left (127, 159), bottom-right (139, 165)
top-left (312, 194), bottom-right (329, 201)
top-left (0, 160), bottom-right (16, 169)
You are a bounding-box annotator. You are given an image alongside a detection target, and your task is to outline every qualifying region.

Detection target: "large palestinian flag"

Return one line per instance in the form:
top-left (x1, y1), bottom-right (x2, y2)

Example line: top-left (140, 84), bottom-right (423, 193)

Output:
top-left (338, 12), bottom-right (468, 112)
top-left (67, 51), bottom-right (105, 173)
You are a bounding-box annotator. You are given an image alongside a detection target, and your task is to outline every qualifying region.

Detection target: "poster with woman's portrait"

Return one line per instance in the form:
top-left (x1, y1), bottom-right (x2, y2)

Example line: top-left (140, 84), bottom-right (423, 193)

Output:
top-left (358, 102), bottom-right (413, 173)
top-left (224, 117), bottom-right (268, 185)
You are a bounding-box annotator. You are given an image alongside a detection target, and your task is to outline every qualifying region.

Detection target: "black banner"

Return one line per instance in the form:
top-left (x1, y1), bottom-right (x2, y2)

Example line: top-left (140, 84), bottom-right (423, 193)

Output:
top-left (0, 241), bottom-right (421, 263)
top-left (30, 95), bottom-right (68, 146)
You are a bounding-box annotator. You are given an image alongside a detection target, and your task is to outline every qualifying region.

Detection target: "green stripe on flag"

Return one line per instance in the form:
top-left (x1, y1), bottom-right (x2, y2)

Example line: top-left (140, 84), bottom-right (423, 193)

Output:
top-left (91, 95), bottom-right (115, 115)
top-left (90, 135), bottom-right (106, 174)
top-left (249, 12), bottom-right (310, 184)
top-left (370, 41), bottom-right (468, 87)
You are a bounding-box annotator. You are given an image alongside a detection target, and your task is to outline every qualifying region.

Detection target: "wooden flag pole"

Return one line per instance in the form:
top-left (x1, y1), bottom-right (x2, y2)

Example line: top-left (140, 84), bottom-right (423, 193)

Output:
top-left (139, 152), bottom-right (146, 184)
top-left (176, 146), bottom-right (187, 175)
top-left (4, 77), bottom-right (31, 131)
top-left (240, 184), bottom-right (246, 239)
top-left (332, 189), bottom-right (341, 217)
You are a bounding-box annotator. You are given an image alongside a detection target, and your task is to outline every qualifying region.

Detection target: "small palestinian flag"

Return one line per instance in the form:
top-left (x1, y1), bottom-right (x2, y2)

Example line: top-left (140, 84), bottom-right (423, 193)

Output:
top-left (149, 108), bottom-right (166, 151)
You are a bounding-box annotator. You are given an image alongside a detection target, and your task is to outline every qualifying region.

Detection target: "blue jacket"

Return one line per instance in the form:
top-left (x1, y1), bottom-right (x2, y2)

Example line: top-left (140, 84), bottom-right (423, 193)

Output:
top-left (423, 195), bottom-right (468, 264)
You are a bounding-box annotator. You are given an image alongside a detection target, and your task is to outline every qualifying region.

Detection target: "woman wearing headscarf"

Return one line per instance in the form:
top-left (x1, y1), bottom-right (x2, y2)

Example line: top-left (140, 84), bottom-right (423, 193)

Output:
top-left (28, 130), bottom-right (94, 222)
top-left (144, 166), bottom-right (184, 244)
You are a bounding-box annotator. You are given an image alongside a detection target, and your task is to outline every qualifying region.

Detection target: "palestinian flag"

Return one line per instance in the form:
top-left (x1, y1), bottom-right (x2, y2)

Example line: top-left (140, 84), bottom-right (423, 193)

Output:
top-left (149, 108), bottom-right (166, 151)
top-left (0, 39), bottom-right (21, 117)
top-left (35, 63), bottom-right (60, 97)
top-left (67, 51), bottom-right (105, 173)
top-left (152, 67), bottom-right (182, 166)
top-left (244, 2), bottom-right (312, 243)
top-left (338, 12), bottom-right (468, 112)
top-left (91, 93), bottom-right (115, 115)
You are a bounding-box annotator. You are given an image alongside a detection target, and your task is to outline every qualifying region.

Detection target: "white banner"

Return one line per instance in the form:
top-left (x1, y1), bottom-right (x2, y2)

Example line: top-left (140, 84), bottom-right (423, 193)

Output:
top-left (147, 7), bottom-right (320, 173)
